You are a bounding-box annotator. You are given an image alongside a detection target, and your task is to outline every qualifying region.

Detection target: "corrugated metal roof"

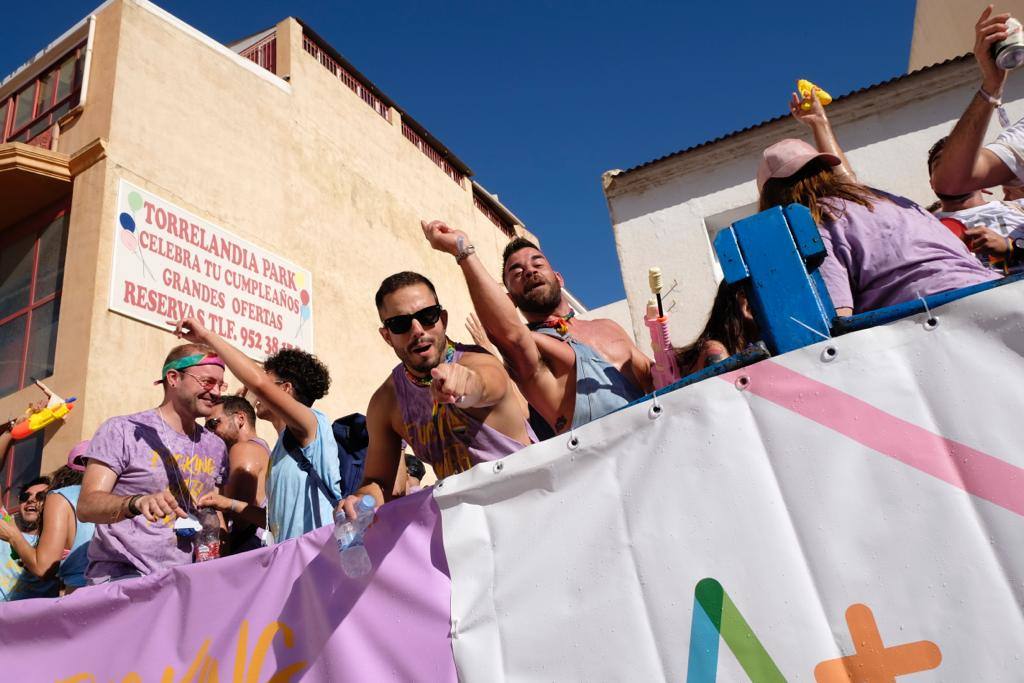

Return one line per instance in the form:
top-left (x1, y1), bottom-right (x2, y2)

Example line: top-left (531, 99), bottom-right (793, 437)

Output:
top-left (618, 54), bottom-right (972, 177)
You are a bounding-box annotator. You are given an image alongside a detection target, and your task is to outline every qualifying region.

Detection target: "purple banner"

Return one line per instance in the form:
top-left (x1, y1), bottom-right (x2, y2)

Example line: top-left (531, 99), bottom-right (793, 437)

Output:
top-left (0, 490), bottom-right (456, 682)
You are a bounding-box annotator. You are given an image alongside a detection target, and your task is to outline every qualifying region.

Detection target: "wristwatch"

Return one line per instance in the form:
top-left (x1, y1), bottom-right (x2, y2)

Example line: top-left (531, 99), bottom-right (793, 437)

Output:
top-left (126, 495), bottom-right (143, 518)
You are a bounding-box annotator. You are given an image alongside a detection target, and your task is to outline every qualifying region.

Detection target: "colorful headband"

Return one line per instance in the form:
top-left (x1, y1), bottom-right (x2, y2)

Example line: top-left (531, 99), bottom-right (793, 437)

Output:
top-left (154, 353), bottom-right (225, 385)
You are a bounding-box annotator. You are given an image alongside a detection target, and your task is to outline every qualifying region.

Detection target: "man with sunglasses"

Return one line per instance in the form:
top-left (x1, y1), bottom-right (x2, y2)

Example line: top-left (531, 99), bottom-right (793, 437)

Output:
top-left (0, 477), bottom-right (59, 600)
top-left (339, 271), bottom-right (534, 520)
top-left (167, 318), bottom-right (340, 544)
top-left (197, 396), bottom-right (269, 554)
top-left (77, 344), bottom-right (228, 583)
top-left (422, 221), bottom-right (652, 436)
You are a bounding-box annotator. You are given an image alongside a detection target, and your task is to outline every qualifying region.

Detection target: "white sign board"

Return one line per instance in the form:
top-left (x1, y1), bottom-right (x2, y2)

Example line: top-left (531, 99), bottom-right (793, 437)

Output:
top-left (109, 179), bottom-right (313, 358)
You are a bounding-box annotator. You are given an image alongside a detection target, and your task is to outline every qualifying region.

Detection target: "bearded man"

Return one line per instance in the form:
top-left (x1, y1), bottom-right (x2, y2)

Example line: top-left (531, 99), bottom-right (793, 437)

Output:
top-left (422, 221), bottom-right (652, 435)
top-left (339, 271), bottom-right (533, 520)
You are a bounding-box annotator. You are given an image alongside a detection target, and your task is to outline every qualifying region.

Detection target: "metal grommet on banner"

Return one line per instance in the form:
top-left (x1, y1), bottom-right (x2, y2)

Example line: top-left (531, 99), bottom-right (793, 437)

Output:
top-left (821, 346), bottom-right (838, 362)
top-left (435, 478), bottom-right (444, 489)
top-left (917, 292), bottom-right (938, 330)
top-left (567, 428), bottom-right (580, 451)
top-left (493, 461), bottom-right (504, 473)
top-left (648, 391), bottom-right (663, 420)
top-left (735, 375), bottom-right (751, 391)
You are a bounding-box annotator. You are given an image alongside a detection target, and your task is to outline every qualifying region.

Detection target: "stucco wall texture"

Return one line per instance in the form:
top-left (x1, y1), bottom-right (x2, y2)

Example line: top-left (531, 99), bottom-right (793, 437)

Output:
top-left (0, 0), bottom-right (531, 473)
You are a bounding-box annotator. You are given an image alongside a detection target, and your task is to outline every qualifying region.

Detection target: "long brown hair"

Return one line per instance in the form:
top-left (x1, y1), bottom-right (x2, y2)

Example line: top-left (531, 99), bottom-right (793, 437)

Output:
top-left (759, 159), bottom-right (882, 223)
top-left (676, 281), bottom-right (760, 372)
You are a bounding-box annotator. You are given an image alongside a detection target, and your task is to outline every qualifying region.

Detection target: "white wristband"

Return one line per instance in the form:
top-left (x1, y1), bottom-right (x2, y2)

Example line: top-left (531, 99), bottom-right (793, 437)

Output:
top-left (979, 86), bottom-right (1003, 106)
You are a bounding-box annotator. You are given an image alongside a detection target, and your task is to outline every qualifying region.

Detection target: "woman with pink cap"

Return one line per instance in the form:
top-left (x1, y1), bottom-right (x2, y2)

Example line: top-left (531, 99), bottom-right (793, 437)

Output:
top-left (756, 86), bottom-right (998, 315)
top-left (0, 441), bottom-right (96, 593)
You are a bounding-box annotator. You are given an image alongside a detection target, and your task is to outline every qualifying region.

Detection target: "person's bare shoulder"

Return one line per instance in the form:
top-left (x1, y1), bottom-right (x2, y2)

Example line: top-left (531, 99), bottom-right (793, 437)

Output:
top-left (230, 441), bottom-right (269, 471)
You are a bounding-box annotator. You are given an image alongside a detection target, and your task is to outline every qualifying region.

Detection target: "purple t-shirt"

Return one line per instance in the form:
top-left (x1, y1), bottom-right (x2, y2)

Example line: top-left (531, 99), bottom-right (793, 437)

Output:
top-left (85, 409), bottom-right (227, 581)
top-left (817, 192), bottom-right (999, 312)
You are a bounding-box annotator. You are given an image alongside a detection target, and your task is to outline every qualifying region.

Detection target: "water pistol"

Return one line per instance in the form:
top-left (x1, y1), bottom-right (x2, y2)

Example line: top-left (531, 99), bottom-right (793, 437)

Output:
top-left (798, 79), bottom-right (832, 110)
top-left (11, 379), bottom-right (76, 440)
top-left (644, 267), bottom-right (681, 390)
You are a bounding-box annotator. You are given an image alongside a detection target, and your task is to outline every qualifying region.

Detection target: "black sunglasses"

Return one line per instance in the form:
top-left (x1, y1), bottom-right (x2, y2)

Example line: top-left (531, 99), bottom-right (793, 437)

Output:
top-left (382, 304), bottom-right (443, 334)
top-left (204, 417), bottom-right (221, 430)
top-left (18, 491), bottom-right (45, 503)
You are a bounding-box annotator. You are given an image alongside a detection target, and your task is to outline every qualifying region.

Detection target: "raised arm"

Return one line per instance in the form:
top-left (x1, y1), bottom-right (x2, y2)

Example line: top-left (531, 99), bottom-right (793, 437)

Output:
top-left (790, 85), bottom-right (856, 182)
top-left (421, 221), bottom-right (544, 383)
top-left (168, 317), bottom-right (319, 446)
top-left (932, 6), bottom-right (1016, 194)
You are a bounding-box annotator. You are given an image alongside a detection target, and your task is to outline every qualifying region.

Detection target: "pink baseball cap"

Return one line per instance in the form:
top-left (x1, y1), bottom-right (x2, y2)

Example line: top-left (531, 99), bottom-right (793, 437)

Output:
top-left (756, 138), bottom-right (841, 192)
top-left (67, 440), bottom-right (90, 472)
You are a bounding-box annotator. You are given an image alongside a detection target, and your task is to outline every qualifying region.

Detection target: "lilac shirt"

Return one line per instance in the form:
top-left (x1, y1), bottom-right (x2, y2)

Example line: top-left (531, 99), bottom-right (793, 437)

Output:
top-left (85, 409), bottom-right (227, 581)
top-left (392, 344), bottom-right (534, 478)
top-left (817, 192), bottom-right (999, 312)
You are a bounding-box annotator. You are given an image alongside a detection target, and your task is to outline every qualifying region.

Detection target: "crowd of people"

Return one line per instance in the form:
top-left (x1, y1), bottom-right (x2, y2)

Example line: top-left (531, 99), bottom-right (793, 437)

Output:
top-left (0, 6), bottom-right (1021, 600)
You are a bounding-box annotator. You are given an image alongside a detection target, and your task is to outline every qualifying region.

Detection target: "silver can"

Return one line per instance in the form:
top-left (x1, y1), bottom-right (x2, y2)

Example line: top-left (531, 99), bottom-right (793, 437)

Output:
top-left (994, 17), bottom-right (1024, 70)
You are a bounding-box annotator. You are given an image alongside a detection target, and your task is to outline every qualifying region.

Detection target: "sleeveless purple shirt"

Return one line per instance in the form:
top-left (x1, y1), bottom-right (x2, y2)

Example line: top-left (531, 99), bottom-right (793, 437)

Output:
top-left (391, 344), bottom-right (534, 478)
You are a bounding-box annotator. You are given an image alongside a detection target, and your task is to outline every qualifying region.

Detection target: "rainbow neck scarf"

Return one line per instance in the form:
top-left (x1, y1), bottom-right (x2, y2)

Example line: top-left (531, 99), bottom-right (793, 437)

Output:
top-left (527, 308), bottom-right (576, 335)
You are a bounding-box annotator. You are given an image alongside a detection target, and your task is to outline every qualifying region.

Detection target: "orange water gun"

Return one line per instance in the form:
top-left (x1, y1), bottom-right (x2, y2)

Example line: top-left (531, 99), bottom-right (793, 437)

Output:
top-left (798, 79), bottom-right (832, 110)
top-left (10, 379), bottom-right (76, 440)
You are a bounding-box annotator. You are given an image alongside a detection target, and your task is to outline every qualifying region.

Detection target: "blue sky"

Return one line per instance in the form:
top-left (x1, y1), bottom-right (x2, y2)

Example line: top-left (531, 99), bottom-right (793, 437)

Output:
top-left (2, 1), bottom-right (916, 307)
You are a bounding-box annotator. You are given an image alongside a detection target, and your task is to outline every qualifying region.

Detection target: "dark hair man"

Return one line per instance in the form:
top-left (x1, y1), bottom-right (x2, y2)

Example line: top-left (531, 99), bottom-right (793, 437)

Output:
top-left (77, 344), bottom-right (228, 583)
top-left (167, 318), bottom-right (339, 543)
top-left (931, 8), bottom-right (1024, 198)
top-left (0, 476), bottom-right (58, 600)
top-left (198, 396), bottom-right (270, 554)
top-left (928, 136), bottom-right (1024, 273)
top-left (421, 221), bottom-right (653, 435)
top-left (339, 271), bottom-right (534, 519)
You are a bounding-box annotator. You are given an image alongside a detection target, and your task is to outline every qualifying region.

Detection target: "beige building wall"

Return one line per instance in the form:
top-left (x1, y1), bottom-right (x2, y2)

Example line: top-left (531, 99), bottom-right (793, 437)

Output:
top-left (909, 0), bottom-right (1024, 71)
top-left (0, 0), bottom-right (534, 475)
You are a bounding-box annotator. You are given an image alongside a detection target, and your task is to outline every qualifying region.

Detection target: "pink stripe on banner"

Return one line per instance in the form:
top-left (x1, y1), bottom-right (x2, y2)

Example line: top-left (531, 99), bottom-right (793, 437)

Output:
top-left (722, 361), bottom-right (1024, 518)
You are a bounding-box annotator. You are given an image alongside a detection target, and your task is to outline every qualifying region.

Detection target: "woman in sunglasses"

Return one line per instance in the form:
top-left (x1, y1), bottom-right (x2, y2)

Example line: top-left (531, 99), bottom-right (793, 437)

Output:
top-left (0, 442), bottom-right (96, 594)
top-left (0, 476), bottom-right (59, 600)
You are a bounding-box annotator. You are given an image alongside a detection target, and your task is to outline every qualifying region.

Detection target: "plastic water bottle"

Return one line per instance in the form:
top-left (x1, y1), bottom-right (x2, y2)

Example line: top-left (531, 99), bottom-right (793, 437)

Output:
top-left (195, 509), bottom-right (221, 562)
top-left (335, 495), bottom-right (375, 577)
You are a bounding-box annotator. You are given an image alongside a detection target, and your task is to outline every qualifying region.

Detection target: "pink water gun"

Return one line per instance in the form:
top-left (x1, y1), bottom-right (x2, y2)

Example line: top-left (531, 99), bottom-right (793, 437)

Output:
top-left (644, 267), bottom-right (681, 389)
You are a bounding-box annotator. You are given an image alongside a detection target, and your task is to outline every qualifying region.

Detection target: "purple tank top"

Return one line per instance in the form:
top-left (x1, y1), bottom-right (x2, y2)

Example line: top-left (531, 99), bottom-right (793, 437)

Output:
top-left (391, 344), bottom-right (534, 478)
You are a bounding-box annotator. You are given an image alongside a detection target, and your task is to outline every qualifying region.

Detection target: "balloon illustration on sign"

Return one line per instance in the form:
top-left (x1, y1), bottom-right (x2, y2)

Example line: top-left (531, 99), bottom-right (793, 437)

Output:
top-left (296, 287), bottom-right (312, 339)
top-left (119, 190), bottom-right (154, 278)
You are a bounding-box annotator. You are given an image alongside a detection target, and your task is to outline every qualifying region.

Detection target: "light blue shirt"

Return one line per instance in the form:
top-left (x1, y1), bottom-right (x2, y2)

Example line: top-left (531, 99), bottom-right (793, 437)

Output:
top-left (267, 408), bottom-right (341, 542)
top-left (53, 485), bottom-right (95, 589)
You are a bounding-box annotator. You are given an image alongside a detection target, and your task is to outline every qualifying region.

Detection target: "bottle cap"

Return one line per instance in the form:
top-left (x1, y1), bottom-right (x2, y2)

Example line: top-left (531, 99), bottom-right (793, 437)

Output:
top-left (358, 494), bottom-right (376, 511)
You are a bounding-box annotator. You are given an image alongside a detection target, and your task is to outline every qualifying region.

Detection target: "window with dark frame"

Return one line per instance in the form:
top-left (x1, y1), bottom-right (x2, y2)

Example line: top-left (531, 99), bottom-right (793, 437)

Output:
top-left (2, 431), bottom-right (44, 512)
top-left (0, 200), bottom-right (70, 399)
top-left (1, 41), bottom-right (86, 148)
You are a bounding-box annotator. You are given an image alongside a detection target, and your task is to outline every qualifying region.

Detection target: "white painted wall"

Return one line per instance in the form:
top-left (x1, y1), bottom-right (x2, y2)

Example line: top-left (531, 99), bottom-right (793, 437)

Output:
top-left (604, 59), bottom-right (1024, 354)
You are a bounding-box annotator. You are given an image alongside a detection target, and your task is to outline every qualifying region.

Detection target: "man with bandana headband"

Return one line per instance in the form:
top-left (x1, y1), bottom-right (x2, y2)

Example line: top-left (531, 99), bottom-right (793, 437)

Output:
top-left (421, 221), bottom-right (652, 436)
top-left (78, 344), bottom-right (228, 583)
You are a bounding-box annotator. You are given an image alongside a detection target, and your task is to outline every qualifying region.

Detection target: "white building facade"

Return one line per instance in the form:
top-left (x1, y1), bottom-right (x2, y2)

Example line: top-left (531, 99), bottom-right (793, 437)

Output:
top-left (602, 57), bottom-right (1024, 352)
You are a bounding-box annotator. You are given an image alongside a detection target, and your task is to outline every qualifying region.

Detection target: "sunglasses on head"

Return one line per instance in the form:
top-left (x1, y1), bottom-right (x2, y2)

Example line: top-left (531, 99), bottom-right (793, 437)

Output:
top-left (18, 491), bottom-right (45, 503)
top-left (382, 304), bottom-right (443, 334)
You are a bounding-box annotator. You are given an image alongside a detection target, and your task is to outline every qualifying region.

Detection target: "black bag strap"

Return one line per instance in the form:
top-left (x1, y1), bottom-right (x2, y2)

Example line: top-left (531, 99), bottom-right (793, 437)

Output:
top-left (281, 428), bottom-right (341, 508)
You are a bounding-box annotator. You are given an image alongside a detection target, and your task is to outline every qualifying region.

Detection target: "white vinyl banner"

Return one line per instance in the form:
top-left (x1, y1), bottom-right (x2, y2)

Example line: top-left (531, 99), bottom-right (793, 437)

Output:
top-left (435, 280), bottom-right (1024, 681)
top-left (109, 179), bottom-right (314, 358)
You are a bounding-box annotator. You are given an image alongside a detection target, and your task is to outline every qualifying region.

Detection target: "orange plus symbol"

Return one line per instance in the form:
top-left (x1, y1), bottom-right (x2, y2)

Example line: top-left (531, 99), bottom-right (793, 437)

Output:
top-left (814, 603), bottom-right (941, 682)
